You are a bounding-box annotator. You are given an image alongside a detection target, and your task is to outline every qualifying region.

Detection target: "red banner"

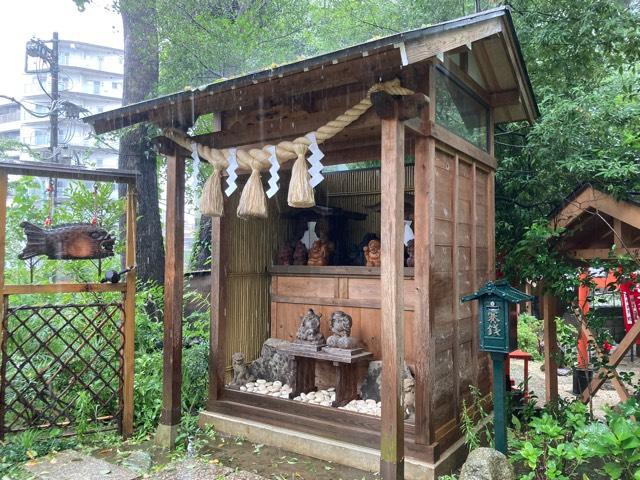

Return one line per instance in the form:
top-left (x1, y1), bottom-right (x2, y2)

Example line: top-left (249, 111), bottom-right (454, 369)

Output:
top-left (619, 281), bottom-right (640, 345)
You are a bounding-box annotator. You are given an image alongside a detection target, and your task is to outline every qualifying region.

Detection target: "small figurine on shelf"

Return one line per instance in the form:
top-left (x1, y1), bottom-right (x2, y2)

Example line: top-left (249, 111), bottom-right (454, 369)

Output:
top-left (326, 311), bottom-right (359, 350)
top-left (294, 308), bottom-right (325, 346)
top-left (277, 242), bottom-right (294, 265)
top-left (292, 241), bottom-right (308, 265)
top-left (406, 239), bottom-right (415, 267)
top-left (230, 352), bottom-right (255, 387)
top-left (363, 239), bottom-right (381, 267)
top-left (307, 239), bottom-right (329, 266)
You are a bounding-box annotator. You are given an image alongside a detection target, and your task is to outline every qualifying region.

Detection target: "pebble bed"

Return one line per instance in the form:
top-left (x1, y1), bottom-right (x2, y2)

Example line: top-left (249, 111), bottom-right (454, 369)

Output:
top-left (239, 379), bottom-right (381, 416)
top-left (338, 398), bottom-right (382, 416)
top-left (240, 379), bottom-right (292, 398)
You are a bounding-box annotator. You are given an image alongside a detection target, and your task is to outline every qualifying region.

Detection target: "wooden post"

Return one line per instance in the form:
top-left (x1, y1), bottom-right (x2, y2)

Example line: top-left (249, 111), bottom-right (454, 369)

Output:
top-left (491, 352), bottom-right (508, 454)
top-left (0, 172), bottom-right (7, 441)
top-left (122, 187), bottom-right (137, 438)
top-left (379, 100), bottom-right (405, 480)
top-left (413, 120), bottom-right (434, 448)
top-left (208, 215), bottom-right (227, 407)
top-left (157, 154), bottom-right (185, 448)
top-left (542, 293), bottom-right (559, 405)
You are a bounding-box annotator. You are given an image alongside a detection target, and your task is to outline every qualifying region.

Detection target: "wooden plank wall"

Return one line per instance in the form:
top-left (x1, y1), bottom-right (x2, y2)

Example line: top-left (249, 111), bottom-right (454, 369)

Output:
top-left (430, 144), bottom-right (492, 433)
top-left (271, 275), bottom-right (417, 366)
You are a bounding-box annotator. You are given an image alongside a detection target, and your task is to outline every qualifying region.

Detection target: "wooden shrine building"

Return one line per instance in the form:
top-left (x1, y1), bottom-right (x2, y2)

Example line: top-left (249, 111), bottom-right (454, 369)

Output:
top-left (543, 185), bottom-right (640, 406)
top-left (84, 7), bottom-right (537, 479)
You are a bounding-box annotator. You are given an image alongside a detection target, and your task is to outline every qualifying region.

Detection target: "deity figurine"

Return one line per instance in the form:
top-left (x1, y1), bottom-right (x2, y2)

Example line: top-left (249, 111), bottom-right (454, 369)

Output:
top-left (363, 239), bottom-right (381, 267)
top-left (230, 352), bottom-right (255, 387)
top-left (406, 239), bottom-right (415, 267)
top-left (326, 311), bottom-right (359, 350)
top-left (307, 239), bottom-right (329, 266)
top-left (294, 309), bottom-right (325, 345)
top-left (292, 241), bottom-right (308, 265)
top-left (277, 242), bottom-right (294, 265)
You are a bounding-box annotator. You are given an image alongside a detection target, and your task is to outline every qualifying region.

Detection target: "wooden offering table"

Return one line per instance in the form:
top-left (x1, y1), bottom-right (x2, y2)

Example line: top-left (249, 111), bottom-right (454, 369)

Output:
top-left (278, 343), bottom-right (373, 407)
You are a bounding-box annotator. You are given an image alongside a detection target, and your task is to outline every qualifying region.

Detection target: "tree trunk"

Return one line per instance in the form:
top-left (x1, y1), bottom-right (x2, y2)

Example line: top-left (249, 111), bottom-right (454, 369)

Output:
top-left (118, 0), bottom-right (164, 284)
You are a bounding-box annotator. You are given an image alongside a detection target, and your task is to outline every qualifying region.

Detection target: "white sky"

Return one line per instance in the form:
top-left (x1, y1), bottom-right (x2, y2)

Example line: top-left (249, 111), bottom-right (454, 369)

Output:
top-left (0, 0), bottom-right (122, 100)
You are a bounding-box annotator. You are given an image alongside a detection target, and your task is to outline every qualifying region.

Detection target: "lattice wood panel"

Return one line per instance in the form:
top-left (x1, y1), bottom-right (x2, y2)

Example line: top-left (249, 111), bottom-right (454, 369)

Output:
top-left (0, 301), bottom-right (125, 438)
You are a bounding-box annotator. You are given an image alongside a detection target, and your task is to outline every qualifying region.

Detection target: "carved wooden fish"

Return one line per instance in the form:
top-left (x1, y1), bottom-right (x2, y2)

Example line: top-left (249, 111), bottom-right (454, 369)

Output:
top-left (18, 221), bottom-right (115, 260)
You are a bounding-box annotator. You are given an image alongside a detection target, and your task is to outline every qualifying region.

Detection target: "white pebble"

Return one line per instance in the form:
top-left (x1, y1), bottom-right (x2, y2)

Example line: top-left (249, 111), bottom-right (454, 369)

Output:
top-left (246, 382), bottom-right (255, 388)
top-left (273, 381), bottom-right (282, 388)
top-left (240, 386), bottom-right (247, 391)
top-left (256, 379), bottom-right (266, 385)
top-left (294, 396), bottom-right (302, 401)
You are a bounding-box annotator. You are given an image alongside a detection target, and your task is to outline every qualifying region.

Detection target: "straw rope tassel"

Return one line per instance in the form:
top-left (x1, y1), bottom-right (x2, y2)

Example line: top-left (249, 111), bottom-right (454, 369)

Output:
top-left (287, 143), bottom-right (314, 208)
top-left (200, 167), bottom-right (223, 217)
top-left (162, 79), bottom-right (415, 218)
top-left (236, 149), bottom-right (268, 219)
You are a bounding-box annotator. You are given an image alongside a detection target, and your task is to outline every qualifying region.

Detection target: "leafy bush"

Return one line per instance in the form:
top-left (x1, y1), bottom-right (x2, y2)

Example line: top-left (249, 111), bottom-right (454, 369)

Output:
top-left (517, 314), bottom-right (543, 361)
top-left (511, 397), bottom-right (640, 480)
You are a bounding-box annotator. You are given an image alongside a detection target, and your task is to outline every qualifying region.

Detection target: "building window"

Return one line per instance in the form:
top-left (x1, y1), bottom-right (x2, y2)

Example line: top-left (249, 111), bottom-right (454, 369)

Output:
top-left (112, 82), bottom-right (119, 89)
top-left (97, 106), bottom-right (104, 113)
top-left (93, 81), bottom-right (100, 94)
top-left (435, 65), bottom-right (489, 151)
top-left (60, 52), bottom-right (69, 65)
top-left (34, 130), bottom-right (49, 146)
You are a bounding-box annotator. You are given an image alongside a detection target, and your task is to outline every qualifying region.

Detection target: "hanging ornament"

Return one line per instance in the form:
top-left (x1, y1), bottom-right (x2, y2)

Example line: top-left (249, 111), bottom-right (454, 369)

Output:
top-left (306, 133), bottom-right (325, 188)
top-left (44, 178), bottom-right (55, 228)
top-left (265, 145), bottom-right (280, 198)
top-left (224, 148), bottom-right (239, 197)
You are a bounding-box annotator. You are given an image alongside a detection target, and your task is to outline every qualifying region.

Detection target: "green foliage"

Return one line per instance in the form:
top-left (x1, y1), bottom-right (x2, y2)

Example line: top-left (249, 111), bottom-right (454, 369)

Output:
top-left (555, 317), bottom-right (578, 369)
top-left (511, 397), bottom-right (640, 480)
top-left (461, 385), bottom-right (493, 450)
top-left (517, 314), bottom-right (543, 361)
top-left (575, 399), bottom-right (640, 480)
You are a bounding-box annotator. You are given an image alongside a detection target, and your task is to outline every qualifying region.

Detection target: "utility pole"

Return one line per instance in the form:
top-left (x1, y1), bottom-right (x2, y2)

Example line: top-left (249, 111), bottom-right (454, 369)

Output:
top-left (50, 32), bottom-right (59, 164)
top-left (25, 32), bottom-right (60, 164)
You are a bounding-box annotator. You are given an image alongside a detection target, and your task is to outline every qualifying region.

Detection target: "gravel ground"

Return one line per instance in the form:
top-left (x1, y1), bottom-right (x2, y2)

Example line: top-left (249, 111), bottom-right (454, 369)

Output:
top-left (510, 355), bottom-right (640, 416)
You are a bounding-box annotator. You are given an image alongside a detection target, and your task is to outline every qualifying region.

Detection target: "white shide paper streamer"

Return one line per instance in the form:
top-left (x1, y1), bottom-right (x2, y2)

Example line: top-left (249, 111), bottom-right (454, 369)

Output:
top-left (301, 221), bottom-right (319, 249)
top-left (265, 145), bottom-right (280, 198)
top-left (404, 220), bottom-right (415, 246)
top-left (306, 133), bottom-right (325, 188)
top-left (224, 148), bottom-right (238, 197)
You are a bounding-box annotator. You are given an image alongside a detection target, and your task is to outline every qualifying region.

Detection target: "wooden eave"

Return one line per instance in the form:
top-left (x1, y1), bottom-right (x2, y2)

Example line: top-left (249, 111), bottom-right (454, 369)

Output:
top-left (83, 7), bottom-right (537, 137)
top-left (550, 185), bottom-right (640, 260)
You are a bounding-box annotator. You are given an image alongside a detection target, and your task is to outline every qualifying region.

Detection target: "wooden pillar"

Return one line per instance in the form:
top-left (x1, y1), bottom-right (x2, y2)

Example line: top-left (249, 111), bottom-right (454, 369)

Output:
top-left (543, 293), bottom-right (559, 405)
top-left (157, 154), bottom-right (185, 448)
top-left (122, 187), bottom-right (137, 438)
top-left (413, 122), bottom-right (435, 449)
top-left (208, 215), bottom-right (227, 407)
top-left (379, 101), bottom-right (405, 479)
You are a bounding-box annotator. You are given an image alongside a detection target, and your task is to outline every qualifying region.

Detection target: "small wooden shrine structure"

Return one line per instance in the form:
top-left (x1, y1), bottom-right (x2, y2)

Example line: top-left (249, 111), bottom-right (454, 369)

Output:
top-left (0, 161), bottom-right (138, 439)
top-left (544, 185), bottom-right (640, 405)
top-left (84, 7), bottom-right (537, 478)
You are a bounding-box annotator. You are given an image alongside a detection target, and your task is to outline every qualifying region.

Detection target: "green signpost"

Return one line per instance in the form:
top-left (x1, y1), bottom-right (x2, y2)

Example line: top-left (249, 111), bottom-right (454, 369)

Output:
top-left (461, 280), bottom-right (534, 454)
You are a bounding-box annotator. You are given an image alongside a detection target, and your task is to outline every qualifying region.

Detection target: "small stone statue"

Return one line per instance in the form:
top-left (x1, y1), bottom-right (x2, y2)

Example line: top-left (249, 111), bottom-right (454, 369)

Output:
top-left (277, 242), bottom-right (294, 265)
top-left (406, 239), bottom-right (415, 267)
top-left (326, 311), bottom-right (359, 349)
top-left (307, 239), bottom-right (329, 266)
top-left (363, 239), bottom-right (381, 267)
top-left (230, 352), bottom-right (254, 387)
top-left (294, 308), bottom-right (325, 345)
top-left (403, 377), bottom-right (415, 419)
top-left (292, 241), bottom-right (308, 265)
